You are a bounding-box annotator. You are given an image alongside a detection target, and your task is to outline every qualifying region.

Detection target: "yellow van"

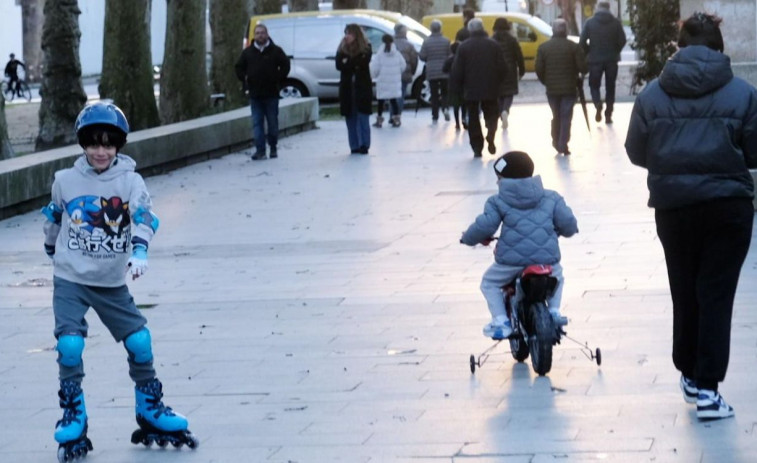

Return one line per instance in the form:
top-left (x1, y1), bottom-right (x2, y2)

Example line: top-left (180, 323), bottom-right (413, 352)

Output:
top-left (421, 12), bottom-right (555, 72)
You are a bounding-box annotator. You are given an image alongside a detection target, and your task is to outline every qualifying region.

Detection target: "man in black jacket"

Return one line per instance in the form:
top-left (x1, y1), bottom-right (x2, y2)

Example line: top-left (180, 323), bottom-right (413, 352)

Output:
top-left (235, 24), bottom-right (291, 160)
top-left (450, 18), bottom-right (507, 158)
top-left (579, 1), bottom-right (626, 123)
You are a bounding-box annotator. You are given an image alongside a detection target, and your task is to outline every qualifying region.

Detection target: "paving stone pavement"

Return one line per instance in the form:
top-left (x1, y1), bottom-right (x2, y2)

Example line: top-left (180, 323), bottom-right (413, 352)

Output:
top-left (1, 101), bottom-right (757, 463)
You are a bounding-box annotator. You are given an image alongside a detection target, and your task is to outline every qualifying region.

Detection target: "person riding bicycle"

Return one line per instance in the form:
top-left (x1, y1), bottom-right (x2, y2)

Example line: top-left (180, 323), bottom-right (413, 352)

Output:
top-left (4, 53), bottom-right (26, 97)
top-left (460, 151), bottom-right (578, 340)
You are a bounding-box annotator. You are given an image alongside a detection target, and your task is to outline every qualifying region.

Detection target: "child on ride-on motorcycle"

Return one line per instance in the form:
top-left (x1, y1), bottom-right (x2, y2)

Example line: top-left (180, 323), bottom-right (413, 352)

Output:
top-left (460, 151), bottom-right (578, 339)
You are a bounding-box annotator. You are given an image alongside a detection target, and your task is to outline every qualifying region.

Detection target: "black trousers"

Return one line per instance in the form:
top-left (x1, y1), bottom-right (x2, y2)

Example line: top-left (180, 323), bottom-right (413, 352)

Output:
top-left (465, 100), bottom-right (498, 155)
top-left (588, 61), bottom-right (618, 113)
top-left (655, 198), bottom-right (753, 390)
top-left (428, 79), bottom-right (448, 120)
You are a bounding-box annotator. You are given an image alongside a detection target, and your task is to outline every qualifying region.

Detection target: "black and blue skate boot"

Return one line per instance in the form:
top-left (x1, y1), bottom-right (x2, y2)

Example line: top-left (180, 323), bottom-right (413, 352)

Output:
top-left (131, 378), bottom-right (199, 449)
top-left (55, 381), bottom-right (93, 462)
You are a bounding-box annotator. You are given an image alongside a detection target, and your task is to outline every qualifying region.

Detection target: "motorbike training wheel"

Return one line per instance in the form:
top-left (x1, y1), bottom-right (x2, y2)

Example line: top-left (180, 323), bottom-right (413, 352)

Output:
top-left (469, 354), bottom-right (476, 374)
top-left (527, 302), bottom-right (554, 376)
top-left (595, 348), bottom-right (602, 366)
top-left (509, 335), bottom-right (529, 362)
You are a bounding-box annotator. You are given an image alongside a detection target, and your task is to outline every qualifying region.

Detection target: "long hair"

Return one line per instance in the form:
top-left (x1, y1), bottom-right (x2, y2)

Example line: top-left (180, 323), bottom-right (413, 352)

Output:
top-left (340, 23), bottom-right (370, 57)
top-left (381, 34), bottom-right (394, 53)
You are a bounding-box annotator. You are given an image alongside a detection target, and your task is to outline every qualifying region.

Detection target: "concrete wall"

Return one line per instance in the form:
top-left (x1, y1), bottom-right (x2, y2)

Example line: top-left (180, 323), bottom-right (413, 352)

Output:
top-left (680, 0), bottom-right (756, 62)
top-left (0, 98), bottom-right (318, 220)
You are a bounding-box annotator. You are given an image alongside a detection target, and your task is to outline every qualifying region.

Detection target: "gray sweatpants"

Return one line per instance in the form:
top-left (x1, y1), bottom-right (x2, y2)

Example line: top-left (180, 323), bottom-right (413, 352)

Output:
top-left (480, 262), bottom-right (564, 319)
top-left (53, 276), bottom-right (155, 384)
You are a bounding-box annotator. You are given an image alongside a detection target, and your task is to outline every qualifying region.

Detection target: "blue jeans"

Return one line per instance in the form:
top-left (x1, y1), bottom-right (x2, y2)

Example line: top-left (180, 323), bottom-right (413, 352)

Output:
top-left (345, 112), bottom-right (370, 152)
top-left (547, 94), bottom-right (576, 153)
top-left (250, 97), bottom-right (279, 153)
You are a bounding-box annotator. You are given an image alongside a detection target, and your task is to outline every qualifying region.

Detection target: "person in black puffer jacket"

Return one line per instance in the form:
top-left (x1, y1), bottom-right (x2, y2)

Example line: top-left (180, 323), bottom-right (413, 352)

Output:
top-left (235, 24), bottom-right (291, 160)
top-left (625, 12), bottom-right (757, 422)
top-left (491, 18), bottom-right (525, 130)
top-left (579, 1), bottom-right (626, 123)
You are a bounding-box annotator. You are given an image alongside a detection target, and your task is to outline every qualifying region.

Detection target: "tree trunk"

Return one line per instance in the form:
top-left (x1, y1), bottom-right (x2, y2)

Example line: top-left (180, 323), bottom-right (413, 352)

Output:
top-left (99, 0), bottom-right (160, 131)
top-left (36, 0), bottom-right (87, 151)
top-left (557, 0), bottom-right (579, 35)
top-left (288, 0), bottom-right (318, 11)
top-left (0, 99), bottom-right (14, 160)
top-left (20, 0), bottom-right (44, 83)
top-left (160, 0), bottom-right (209, 124)
top-left (209, 0), bottom-right (249, 110)
top-left (255, 0), bottom-right (281, 14)
top-left (332, 0), bottom-right (366, 9)
top-left (381, 0), bottom-right (432, 19)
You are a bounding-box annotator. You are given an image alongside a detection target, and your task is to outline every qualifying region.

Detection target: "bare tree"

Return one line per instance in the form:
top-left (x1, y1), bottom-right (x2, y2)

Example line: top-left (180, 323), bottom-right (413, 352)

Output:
top-left (332, 0), bottom-right (367, 8)
top-left (36, 0), bottom-right (87, 151)
top-left (0, 99), bottom-right (13, 160)
top-left (288, 0), bottom-right (318, 11)
top-left (160, 0), bottom-right (210, 124)
top-left (256, 0), bottom-right (281, 13)
top-left (381, 0), bottom-right (432, 19)
top-left (99, 0), bottom-right (160, 131)
top-left (210, 0), bottom-right (249, 110)
top-left (20, 0), bottom-right (44, 83)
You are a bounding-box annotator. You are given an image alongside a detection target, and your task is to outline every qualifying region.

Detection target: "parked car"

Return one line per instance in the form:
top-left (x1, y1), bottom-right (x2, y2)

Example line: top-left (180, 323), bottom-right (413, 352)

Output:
top-left (245, 10), bottom-right (430, 102)
top-left (421, 12), bottom-right (574, 72)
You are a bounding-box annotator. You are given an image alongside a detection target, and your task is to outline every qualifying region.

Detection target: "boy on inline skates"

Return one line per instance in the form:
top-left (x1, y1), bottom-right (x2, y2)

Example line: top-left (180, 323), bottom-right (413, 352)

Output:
top-left (460, 151), bottom-right (578, 339)
top-left (41, 102), bottom-right (197, 461)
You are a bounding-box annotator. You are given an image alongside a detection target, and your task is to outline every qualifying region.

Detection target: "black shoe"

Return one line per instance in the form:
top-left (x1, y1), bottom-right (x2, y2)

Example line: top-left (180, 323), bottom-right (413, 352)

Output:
top-left (595, 108), bottom-right (602, 122)
top-left (358, 146), bottom-right (369, 155)
top-left (473, 151), bottom-right (482, 158)
top-left (462, 121), bottom-right (468, 130)
top-left (486, 135), bottom-right (496, 154)
top-left (605, 113), bottom-right (613, 124)
top-left (269, 148), bottom-right (278, 158)
top-left (251, 151), bottom-right (266, 160)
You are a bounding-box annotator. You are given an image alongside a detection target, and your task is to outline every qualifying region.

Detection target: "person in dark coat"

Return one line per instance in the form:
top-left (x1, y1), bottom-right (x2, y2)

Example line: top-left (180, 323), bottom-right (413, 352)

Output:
top-left (235, 24), bottom-right (291, 160)
top-left (449, 18), bottom-right (507, 158)
top-left (442, 42), bottom-right (466, 131)
top-left (625, 12), bottom-right (757, 421)
top-left (535, 19), bottom-right (587, 156)
top-left (336, 24), bottom-right (373, 155)
top-left (579, 1), bottom-right (626, 123)
top-left (454, 8), bottom-right (475, 43)
top-left (491, 18), bottom-right (525, 130)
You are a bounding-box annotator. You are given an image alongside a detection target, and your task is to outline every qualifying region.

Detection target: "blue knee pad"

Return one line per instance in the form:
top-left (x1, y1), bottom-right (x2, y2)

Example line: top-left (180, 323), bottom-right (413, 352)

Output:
top-left (124, 328), bottom-right (153, 364)
top-left (57, 335), bottom-right (84, 367)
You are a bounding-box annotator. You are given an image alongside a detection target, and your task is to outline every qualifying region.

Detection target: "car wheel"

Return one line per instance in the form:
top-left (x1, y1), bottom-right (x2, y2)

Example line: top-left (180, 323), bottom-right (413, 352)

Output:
top-left (280, 79), bottom-right (308, 99)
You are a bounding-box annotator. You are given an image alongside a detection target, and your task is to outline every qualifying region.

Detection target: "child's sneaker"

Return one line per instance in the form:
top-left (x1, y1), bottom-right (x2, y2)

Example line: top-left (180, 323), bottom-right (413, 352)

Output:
top-left (483, 320), bottom-right (512, 340)
top-left (696, 389), bottom-right (734, 420)
top-left (680, 375), bottom-right (698, 404)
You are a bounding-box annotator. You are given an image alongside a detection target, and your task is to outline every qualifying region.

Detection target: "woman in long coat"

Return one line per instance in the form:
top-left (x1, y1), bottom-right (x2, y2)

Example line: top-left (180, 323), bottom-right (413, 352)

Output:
top-left (336, 24), bottom-right (373, 154)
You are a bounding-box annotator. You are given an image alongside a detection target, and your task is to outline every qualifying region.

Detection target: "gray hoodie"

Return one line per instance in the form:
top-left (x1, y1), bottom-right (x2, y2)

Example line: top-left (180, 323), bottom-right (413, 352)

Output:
top-left (43, 154), bottom-right (157, 287)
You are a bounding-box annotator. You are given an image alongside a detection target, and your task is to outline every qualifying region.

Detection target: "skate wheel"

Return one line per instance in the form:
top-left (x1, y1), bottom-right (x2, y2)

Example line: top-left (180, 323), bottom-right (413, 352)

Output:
top-left (156, 438), bottom-right (168, 448)
top-left (185, 433), bottom-right (199, 449)
top-left (142, 437), bottom-right (152, 446)
top-left (595, 348), bottom-right (602, 366)
top-left (469, 354), bottom-right (476, 374)
top-left (57, 447), bottom-right (67, 463)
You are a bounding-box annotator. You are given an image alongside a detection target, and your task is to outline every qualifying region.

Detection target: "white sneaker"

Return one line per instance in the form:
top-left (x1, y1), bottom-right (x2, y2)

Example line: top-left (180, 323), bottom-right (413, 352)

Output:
top-left (500, 110), bottom-right (508, 129)
top-left (680, 375), bottom-right (698, 404)
top-left (483, 320), bottom-right (512, 340)
top-left (696, 389), bottom-right (734, 420)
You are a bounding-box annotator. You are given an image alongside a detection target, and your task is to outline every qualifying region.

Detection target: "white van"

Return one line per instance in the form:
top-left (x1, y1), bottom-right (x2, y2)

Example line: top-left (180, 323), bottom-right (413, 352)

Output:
top-left (247, 11), bottom-right (429, 102)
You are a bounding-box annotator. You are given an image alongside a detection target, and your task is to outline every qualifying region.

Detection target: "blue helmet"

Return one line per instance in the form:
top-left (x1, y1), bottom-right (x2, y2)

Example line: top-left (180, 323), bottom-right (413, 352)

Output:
top-left (74, 102), bottom-right (130, 136)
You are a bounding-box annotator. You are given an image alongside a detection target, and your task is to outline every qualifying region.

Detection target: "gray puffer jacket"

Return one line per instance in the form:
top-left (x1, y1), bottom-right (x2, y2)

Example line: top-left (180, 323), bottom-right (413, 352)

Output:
top-left (625, 45), bottom-right (757, 209)
top-left (461, 176), bottom-right (578, 266)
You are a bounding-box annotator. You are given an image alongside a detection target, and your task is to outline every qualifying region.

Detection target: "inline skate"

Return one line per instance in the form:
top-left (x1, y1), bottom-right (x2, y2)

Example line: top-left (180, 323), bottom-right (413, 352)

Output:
top-left (55, 381), bottom-right (93, 462)
top-left (130, 378), bottom-right (198, 449)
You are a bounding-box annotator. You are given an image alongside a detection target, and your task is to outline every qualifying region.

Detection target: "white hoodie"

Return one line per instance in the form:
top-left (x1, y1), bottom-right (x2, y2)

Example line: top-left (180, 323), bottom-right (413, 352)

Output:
top-left (370, 43), bottom-right (406, 100)
top-left (43, 154), bottom-right (157, 287)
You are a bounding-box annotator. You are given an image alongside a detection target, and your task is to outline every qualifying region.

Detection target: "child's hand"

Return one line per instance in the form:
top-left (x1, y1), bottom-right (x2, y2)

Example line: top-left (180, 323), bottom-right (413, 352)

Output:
top-left (127, 244), bottom-right (148, 280)
top-left (480, 237), bottom-right (495, 246)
